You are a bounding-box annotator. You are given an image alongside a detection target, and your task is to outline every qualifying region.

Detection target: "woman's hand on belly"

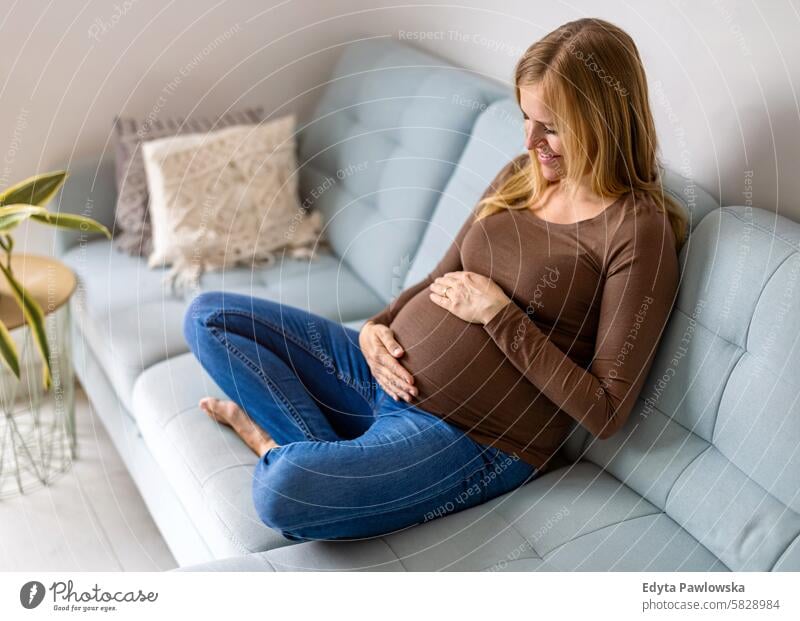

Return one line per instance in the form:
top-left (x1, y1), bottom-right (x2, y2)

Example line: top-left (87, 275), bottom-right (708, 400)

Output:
top-left (429, 271), bottom-right (512, 325)
top-left (359, 321), bottom-right (418, 403)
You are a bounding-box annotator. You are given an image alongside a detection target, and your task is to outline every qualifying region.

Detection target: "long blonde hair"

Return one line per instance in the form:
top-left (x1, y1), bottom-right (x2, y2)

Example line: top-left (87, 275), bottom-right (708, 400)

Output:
top-left (475, 17), bottom-right (688, 251)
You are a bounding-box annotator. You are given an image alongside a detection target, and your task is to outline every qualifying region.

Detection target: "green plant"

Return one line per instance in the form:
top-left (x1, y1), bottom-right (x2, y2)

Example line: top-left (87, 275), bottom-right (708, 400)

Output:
top-left (0, 170), bottom-right (111, 390)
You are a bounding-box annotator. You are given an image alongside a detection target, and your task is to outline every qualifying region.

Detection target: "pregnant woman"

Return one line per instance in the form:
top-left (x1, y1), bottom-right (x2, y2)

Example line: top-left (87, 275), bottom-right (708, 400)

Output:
top-left (183, 17), bottom-right (686, 542)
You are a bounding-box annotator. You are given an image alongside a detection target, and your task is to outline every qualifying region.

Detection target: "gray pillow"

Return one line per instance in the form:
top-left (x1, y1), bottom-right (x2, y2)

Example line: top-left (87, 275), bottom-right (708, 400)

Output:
top-left (112, 107), bottom-right (265, 256)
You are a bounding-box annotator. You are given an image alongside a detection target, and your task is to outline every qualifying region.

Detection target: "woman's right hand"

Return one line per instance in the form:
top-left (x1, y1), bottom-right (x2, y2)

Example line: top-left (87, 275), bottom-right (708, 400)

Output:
top-left (359, 320), bottom-right (418, 402)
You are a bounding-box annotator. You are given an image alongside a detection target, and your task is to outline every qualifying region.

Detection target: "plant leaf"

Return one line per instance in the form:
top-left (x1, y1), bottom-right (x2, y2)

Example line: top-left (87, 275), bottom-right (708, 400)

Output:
top-left (0, 319), bottom-right (20, 379)
top-left (30, 211), bottom-right (111, 238)
top-left (0, 204), bottom-right (50, 232)
top-left (0, 171), bottom-right (68, 208)
top-left (0, 262), bottom-right (51, 390)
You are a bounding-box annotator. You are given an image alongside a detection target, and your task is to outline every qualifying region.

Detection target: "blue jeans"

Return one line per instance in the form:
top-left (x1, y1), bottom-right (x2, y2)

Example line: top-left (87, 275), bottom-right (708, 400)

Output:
top-left (183, 291), bottom-right (538, 542)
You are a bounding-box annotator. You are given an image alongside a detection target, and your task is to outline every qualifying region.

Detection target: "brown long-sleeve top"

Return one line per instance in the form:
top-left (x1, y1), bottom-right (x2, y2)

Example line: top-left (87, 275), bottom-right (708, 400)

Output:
top-left (367, 154), bottom-right (680, 473)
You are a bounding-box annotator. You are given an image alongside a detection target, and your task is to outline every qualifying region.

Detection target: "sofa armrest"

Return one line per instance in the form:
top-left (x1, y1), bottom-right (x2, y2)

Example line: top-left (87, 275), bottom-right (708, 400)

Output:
top-left (53, 156), bottom-right (117, 257)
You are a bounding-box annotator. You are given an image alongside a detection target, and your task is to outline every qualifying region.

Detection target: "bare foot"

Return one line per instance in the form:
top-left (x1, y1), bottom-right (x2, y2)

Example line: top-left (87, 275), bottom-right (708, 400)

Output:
top-left (199, 397), bottom-right (278, 458)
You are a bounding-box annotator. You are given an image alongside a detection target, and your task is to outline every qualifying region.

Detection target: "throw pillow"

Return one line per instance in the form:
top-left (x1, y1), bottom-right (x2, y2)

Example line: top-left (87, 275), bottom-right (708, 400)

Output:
top-left (141, 115), bottom-right (324, 295)
top-left (112, 107), bottom-right (265, 256)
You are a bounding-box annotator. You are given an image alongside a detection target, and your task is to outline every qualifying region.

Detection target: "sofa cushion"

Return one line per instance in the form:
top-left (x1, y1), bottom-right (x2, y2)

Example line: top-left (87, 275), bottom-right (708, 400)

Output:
top-left (62, 239), bottom-right (385, 413)
top-left (517, 511), bottom-right (727, 572)
top-left (297, 38), bottom-right (509, 304)
top-left (174, 460), bottom-right (723, 571)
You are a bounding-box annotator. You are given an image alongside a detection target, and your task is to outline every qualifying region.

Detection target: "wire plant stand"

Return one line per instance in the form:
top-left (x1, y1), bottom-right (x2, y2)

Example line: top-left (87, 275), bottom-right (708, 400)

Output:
top-left (0, 255), bottom-right (77, 498)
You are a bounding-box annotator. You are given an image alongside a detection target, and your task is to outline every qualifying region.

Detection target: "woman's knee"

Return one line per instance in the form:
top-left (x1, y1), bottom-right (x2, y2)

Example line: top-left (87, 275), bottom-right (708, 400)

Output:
top-left (251, 445), bottom-right (318, 535)
top-left (183, 290), bottom-right (259, 351)
top-left (183, 290), bottom-right (223, 343)
top-left (183, 290), bottom-right (287, 338)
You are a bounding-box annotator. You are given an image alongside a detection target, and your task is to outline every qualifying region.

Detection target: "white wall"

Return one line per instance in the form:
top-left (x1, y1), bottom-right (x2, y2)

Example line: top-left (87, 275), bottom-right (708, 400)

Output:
top-left (3, 0), bottom-right (799, 254)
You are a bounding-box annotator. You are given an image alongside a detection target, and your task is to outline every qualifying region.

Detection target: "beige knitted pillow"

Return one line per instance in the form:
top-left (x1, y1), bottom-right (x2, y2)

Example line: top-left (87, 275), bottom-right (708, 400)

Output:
top-left (112, 107), bottom-right (266, 257)
top-left (141, 116), bottom-right (323, 294)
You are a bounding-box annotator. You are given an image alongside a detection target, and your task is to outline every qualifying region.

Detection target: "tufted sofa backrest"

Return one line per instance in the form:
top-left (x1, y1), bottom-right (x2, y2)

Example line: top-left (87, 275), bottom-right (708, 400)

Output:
top-left (296, 38), bottom-right (509, 302)
top-left (581, 206), bottom-right (800, 571)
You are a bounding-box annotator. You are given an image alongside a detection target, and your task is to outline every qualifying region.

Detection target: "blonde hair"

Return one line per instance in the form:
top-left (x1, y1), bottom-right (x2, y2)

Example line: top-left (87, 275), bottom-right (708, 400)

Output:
top-left (475, 17), bottom-right (688, 251)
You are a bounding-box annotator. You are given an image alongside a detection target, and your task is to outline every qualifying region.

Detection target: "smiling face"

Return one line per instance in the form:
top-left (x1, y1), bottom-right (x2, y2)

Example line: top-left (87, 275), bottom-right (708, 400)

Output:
top-left (519, 82), bottom-right (564, 182)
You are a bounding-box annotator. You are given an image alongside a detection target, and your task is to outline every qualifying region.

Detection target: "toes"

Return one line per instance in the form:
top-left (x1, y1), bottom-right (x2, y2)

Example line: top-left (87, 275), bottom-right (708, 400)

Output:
top-left (199, 397), bottom-right (218, 417)
top-left (198, 398), bottom-right (245, 428)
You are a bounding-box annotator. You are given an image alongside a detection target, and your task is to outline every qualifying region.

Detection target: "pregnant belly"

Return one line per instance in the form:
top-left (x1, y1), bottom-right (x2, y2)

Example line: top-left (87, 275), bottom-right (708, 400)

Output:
top-left (388, 289), bottom-right (526, 405)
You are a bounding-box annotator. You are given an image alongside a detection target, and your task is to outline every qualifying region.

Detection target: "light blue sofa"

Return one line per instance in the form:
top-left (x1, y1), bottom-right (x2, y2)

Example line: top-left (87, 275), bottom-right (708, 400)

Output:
top-left (55, 38), bottom-right (800, 571)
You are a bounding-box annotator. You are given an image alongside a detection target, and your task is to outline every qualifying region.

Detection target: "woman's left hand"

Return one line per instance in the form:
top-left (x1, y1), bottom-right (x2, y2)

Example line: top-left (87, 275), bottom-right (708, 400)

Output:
top-left (429, 271), bottom-right (512, 325)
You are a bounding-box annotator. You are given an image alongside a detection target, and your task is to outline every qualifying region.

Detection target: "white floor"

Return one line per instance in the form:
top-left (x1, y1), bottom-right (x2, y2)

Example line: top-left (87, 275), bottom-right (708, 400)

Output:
top-left (0, 382), bottom-right (177, 571)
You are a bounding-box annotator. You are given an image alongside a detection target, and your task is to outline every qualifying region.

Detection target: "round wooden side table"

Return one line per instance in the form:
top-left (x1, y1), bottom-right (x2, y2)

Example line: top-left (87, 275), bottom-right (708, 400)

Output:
top-left (0, 254), bottom-right (77, 497)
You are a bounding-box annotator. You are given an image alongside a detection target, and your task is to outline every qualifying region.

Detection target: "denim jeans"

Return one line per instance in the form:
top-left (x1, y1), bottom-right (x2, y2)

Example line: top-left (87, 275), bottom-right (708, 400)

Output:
top-left (183, 290), bottom-right (538, 542)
